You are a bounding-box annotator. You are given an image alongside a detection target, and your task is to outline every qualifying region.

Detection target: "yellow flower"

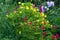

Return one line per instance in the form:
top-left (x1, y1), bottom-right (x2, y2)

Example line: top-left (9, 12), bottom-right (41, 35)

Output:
top-left (42, 18), bottom-right (44, 20)
top-left (18, 2), bottom-right (21, 4)
top-left (21, 3), bottom-right (24, 5)
top-left (36, 9), bottom-right (39, 11)
top-left (47, 20), bottom-right (49, 23)
top-left (20, 11), bottom-right (22, 14)
top-left (45, 15), bottom-right (47, 17)
top-left (30, 6), bottom-right (33, 10)
top-left (19, 31), bottom-right (21, 34)
top-left (51, 25), bottom-right (53, 28)
top-left (33, 9), bottom-right (36, 12)
top-left (41, 13), bottom-right (45, 17)
top-left (41, 21), bottom-right (44, 24)
top-left (20, 6), bottom-right (24, 8)
top-left (6, 15), bottom-right (8, 17)
top-left (36, 20), bottom-right (40, 22)
top-left (26, 6), bottom-right (29, 9)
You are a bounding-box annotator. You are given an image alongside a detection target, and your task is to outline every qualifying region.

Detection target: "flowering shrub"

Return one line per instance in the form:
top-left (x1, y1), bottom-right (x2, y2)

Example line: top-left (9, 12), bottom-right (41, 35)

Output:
top-left (6, 2), bottom-right (59, 40)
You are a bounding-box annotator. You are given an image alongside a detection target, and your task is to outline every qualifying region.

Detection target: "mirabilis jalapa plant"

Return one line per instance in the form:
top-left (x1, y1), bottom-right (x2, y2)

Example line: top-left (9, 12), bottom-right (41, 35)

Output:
top-left (6, 2), bottom-right (59, 40)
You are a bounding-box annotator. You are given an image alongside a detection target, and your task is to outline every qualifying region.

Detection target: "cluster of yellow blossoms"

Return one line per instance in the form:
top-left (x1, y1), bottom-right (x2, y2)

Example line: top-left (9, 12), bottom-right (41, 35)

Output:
top-left (6, 2), bottom-right (53, 35)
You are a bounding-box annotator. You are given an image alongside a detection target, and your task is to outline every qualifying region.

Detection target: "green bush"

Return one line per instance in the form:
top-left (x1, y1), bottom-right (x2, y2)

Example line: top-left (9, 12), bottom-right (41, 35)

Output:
top-left (5, 2), bottom-right (59, 40)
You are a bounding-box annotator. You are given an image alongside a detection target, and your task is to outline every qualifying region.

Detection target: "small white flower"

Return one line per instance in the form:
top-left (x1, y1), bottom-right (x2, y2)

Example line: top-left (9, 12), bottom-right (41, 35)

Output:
top-left (1, 2), bottom-right (3, 5)
top-left (47, 8), bottom-right (49, 10)
top-left (45, 6), bottom-right (47, 9)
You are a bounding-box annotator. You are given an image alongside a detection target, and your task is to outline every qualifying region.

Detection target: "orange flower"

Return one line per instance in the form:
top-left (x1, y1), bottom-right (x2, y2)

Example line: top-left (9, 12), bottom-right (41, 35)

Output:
top-left (44, 22), bottom-right (46, 25)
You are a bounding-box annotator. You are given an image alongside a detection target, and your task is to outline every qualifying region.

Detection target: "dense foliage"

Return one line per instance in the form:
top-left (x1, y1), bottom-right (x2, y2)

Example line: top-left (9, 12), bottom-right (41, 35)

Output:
top-left (0, 0), bottom-right (60, 40)
top-left (5, 2), bottom-right (59, 40)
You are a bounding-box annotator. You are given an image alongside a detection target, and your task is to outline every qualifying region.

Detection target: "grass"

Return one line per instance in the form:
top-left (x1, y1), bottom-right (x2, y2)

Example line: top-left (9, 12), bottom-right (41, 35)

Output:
top-left (46, 7), bottom-right (60, 26)
top-left (45, 7), bottom-right (60, 34)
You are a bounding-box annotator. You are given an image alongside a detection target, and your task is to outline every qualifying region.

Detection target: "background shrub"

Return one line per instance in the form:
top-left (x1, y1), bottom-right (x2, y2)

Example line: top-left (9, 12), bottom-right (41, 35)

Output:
top-left (6, 2), bottom-right (56, 40)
